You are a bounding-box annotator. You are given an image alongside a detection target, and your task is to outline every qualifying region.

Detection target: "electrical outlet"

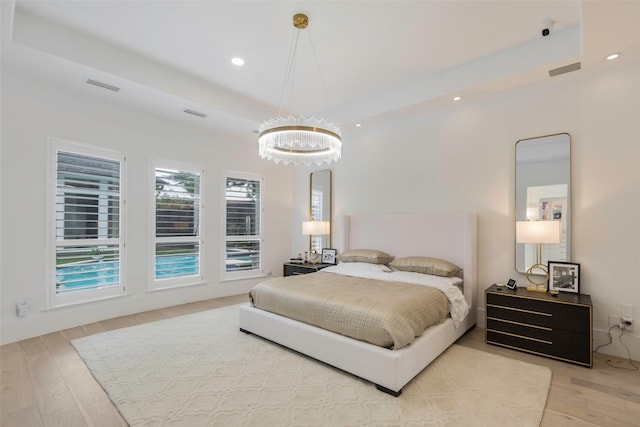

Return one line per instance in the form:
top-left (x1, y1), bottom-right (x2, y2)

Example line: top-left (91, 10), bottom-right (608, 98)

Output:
top-left (16, 301), bottom-right (28, 317)
top-left (609, 314), bottom-right (635, 331)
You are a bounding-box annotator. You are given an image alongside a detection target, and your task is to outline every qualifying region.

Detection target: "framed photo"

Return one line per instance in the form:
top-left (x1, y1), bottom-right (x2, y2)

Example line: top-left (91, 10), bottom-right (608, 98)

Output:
top-left (321, 248), bottom-right (337, 264)
top-left (548, 261), bottom-right (580, 294)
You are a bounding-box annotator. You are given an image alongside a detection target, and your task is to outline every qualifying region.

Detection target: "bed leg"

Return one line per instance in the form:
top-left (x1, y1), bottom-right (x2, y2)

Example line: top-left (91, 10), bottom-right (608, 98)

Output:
top-left (375, 384), bottom-right (402, 397)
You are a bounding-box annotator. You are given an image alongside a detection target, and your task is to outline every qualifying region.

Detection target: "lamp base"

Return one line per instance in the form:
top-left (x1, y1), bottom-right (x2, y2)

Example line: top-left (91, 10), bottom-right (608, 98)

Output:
top-left (308, 251), bottom-right (321, 265)
top-left (525, 263), bottom-right (549, 293)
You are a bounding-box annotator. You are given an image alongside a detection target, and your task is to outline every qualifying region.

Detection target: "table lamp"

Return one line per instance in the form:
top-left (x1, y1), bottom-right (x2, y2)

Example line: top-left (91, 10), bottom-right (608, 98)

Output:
top-left (302, 221), bottom-right (330, 263)
top-left (516, 220), bottom-right (561, 292)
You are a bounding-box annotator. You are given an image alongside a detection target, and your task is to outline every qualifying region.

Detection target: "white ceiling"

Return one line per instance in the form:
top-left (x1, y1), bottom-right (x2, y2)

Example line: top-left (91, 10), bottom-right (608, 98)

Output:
top-left (3, 1), bottom-right (640, 135)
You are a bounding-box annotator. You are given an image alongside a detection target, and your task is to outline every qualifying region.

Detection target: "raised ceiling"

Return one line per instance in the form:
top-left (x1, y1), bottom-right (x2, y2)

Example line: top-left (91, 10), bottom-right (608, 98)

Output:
top-left (2, 1), bottom-right (639, 134)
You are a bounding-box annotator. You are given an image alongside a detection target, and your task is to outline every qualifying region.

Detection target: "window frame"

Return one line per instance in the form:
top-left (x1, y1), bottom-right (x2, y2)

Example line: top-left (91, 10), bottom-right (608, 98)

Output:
top-left (150, 158), bottom-right (205, 290)
top-left (222, 170), bottom-right (264, 280)
top-left (47, 137), bottom-right (127, 308)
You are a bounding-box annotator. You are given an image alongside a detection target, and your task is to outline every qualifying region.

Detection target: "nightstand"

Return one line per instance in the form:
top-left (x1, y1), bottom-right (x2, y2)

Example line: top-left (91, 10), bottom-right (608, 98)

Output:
top-left (485, 284), bottom-right (593, 367)
top-left (283, 262), bottom-right (332, 276)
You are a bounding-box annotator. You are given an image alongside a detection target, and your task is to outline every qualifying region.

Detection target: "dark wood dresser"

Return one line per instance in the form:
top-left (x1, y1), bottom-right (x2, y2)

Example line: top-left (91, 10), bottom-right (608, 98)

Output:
top-left (283, 262), bottom-right (332, 277)
top-left (485, 284), bottom-right (592, 367)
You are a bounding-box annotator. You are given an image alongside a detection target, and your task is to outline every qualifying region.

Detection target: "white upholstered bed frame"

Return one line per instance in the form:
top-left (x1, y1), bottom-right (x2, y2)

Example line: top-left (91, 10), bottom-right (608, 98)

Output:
top-left (238, 212), bottom-right (477, 396)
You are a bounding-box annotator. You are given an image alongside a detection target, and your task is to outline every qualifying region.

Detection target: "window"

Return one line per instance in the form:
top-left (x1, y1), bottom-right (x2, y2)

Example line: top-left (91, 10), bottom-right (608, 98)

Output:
top-left (310, 187), bottom-right (323, 253)
top-left (224, 172), bottom-right (262, 277)
top-left (49, 138), bottom-right (125, 307)
top-left (152, 161), bottom-right (203, 289)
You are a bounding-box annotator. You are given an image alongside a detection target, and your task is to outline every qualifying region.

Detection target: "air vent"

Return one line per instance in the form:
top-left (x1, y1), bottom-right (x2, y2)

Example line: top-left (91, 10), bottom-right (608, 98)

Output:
top-left (85, 78), bottom-right (120, 92)
top-left (183, 109), bottom-right (207, 118)
top-left (548, 62), bottom-right (581, 77)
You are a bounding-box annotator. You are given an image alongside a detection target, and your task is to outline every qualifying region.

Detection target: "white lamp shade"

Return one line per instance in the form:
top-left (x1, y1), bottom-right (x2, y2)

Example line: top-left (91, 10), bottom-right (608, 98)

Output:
top-left (516, 220), bottom-right (561, 244)
top-left (302, 221), bottom-right (330, 236)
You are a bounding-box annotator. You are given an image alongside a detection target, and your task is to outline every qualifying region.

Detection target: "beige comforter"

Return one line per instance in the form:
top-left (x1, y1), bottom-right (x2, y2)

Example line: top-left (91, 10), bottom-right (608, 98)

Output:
top-left (249, 271), bottom-right (449, 349)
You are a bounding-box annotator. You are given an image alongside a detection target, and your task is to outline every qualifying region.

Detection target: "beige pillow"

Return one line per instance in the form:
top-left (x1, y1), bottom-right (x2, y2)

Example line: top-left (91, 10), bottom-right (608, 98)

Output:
top-left (389, 256), bottom-right (461, 277)
top-left (336, 249), bottom-right (394, 265)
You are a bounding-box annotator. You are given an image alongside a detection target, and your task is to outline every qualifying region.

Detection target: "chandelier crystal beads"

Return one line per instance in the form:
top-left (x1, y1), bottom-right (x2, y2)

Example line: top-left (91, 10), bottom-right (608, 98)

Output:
top-left (258, 115), bottom-right (342, 166)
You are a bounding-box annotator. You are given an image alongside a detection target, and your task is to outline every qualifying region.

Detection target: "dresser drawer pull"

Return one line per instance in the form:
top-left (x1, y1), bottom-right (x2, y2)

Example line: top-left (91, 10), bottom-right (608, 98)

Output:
top-left (487, 317), bottom-right (552, 331)
top-left (487, 304), bottom-right (552, 317)
top-left (489, 329), bottom-right (552, 345)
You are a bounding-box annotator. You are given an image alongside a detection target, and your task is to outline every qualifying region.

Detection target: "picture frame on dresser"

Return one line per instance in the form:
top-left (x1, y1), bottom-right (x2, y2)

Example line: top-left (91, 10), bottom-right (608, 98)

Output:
top-left (548, 261), bottom-right (580, 294)
top-left (321, 248), bottom-right (337, 264)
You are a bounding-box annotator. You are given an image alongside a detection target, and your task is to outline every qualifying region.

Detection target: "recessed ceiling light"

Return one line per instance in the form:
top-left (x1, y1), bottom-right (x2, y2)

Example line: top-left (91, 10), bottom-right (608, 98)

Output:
top-left (453, 96), bottom-right (462, 101)
top-left (231, 57), bottom-right (245, 66)
top-left (85, 78), bottom-right (120, 92)
top-left (355, 123), bottom-right (362, 127)
top-left (606, 52), bottom-right (622, 61)
top-left (183, 109), bottom-right (207, 118)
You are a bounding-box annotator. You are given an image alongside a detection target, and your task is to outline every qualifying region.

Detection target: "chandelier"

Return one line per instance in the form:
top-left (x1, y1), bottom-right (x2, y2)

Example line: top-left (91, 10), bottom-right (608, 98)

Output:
top-left (258, 13), bottom-right (342, 167)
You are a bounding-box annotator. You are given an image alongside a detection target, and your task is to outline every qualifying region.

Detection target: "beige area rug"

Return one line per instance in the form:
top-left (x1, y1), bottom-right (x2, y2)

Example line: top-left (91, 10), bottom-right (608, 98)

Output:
top-left (72, 305), bottom-right (551, 426)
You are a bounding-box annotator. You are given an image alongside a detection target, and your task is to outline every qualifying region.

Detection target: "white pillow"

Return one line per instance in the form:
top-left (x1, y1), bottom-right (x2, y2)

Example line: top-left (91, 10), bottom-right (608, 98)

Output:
top-left (324, 262), bottom-right (392, 274)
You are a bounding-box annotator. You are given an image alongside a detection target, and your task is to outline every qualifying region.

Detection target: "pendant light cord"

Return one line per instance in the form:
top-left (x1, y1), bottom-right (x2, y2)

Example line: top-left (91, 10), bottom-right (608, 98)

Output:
top-left (307, 28), bottom-right (332, 108)
top-left (276, 26), bottom-right (331, 118)
top-left (276, 28), bottom-right (300, 118)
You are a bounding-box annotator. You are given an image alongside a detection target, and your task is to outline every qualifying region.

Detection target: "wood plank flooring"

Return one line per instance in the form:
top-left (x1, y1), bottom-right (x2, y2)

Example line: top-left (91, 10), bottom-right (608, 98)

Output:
top-left (2, 294), bottom-right (639, 426)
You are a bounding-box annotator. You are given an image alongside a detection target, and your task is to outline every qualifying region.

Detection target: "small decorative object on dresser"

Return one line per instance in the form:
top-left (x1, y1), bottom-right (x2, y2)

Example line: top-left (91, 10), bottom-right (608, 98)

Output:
top-left (485, 284), bottom-right (592, 367)
top-left (307, 250), bottom-right (322, 264)
top-left (548, 261), bottom-right (580, 293)
top-left (321, 248), bottom-right (337, 264)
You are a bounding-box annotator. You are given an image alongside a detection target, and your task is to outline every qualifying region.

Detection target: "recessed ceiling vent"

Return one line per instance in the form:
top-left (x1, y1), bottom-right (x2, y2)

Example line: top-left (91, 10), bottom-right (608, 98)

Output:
top-left (183, 109), bottom-right (207, 118)
top-left (84, 78), bottom-right (120, 92)
top-left (548, 62), bottom-right (581, 77)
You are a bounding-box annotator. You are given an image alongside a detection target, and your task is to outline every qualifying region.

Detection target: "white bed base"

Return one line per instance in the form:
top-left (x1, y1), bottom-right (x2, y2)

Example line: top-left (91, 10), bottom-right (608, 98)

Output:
top-left (239, 212), bottom-right (477, 396)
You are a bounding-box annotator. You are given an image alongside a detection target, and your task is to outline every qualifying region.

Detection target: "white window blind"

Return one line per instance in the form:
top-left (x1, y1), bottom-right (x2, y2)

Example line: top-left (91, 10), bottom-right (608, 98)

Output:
top-left (51, 140), bottom-right (125, 306)
top-left (153, 165), bottom-right (203, 287)
top-left (225, 175), bottom-right (262, 274)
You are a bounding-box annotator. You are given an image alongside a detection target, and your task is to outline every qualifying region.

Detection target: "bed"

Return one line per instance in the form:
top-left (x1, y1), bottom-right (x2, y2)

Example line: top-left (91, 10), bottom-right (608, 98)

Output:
top-left (238, 212), bottom-right (477, 396)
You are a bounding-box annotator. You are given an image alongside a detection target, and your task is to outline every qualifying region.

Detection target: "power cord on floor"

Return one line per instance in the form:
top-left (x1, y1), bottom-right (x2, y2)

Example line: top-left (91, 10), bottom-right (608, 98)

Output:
top-left (594, 325), bottom-right (639, 371)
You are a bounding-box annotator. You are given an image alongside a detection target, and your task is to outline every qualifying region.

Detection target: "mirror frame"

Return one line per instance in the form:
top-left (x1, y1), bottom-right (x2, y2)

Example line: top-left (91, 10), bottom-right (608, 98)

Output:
top-left (309, 170), bottom-right (332, 252)
top-left (515, 133), bottom-right (571, 273)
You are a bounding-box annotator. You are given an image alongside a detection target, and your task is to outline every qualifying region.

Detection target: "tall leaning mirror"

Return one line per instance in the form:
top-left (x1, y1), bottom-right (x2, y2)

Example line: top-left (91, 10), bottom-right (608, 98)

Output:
top-left (515, 133), bottom-right (571, 279)
top-left (309, 170), bottom-right (332, 253)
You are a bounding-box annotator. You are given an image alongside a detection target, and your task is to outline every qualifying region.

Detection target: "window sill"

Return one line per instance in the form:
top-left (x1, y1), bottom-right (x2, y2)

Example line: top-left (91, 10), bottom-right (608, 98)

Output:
top-left (219, 272), bottom-right (270, 283)
top-left (147, 280), bottom-right (206, 293)
top-left (45, 291), bottom-right (130, 311)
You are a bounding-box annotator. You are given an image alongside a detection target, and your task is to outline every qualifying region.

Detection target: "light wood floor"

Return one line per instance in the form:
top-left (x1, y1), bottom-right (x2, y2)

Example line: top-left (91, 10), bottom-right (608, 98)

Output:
top-left (2, 294), bottom-right (639, 427)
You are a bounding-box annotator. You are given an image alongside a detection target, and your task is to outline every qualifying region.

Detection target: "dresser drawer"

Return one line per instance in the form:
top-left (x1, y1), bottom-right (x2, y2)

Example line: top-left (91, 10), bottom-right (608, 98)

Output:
top-left (284, 264), bottom-right (312, 276)
top-left (486, 328), bottom-right (591, 366)
top-left (486, 317), bottom-right (553, 343)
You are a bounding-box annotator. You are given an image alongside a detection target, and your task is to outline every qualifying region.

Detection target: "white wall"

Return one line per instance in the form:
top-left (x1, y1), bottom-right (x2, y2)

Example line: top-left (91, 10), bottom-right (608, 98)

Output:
top-left (293, 61), bottom-right (640, 360)
top-left (3, 57), bottom-right (639, 362)
top-left (1, 68), bottom-right (293, 344)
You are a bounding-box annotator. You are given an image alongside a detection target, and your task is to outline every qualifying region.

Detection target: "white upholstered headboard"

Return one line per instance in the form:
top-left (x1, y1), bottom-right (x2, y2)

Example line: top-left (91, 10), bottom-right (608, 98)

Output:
top-left (343, 212), bottom-right (477, 309)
